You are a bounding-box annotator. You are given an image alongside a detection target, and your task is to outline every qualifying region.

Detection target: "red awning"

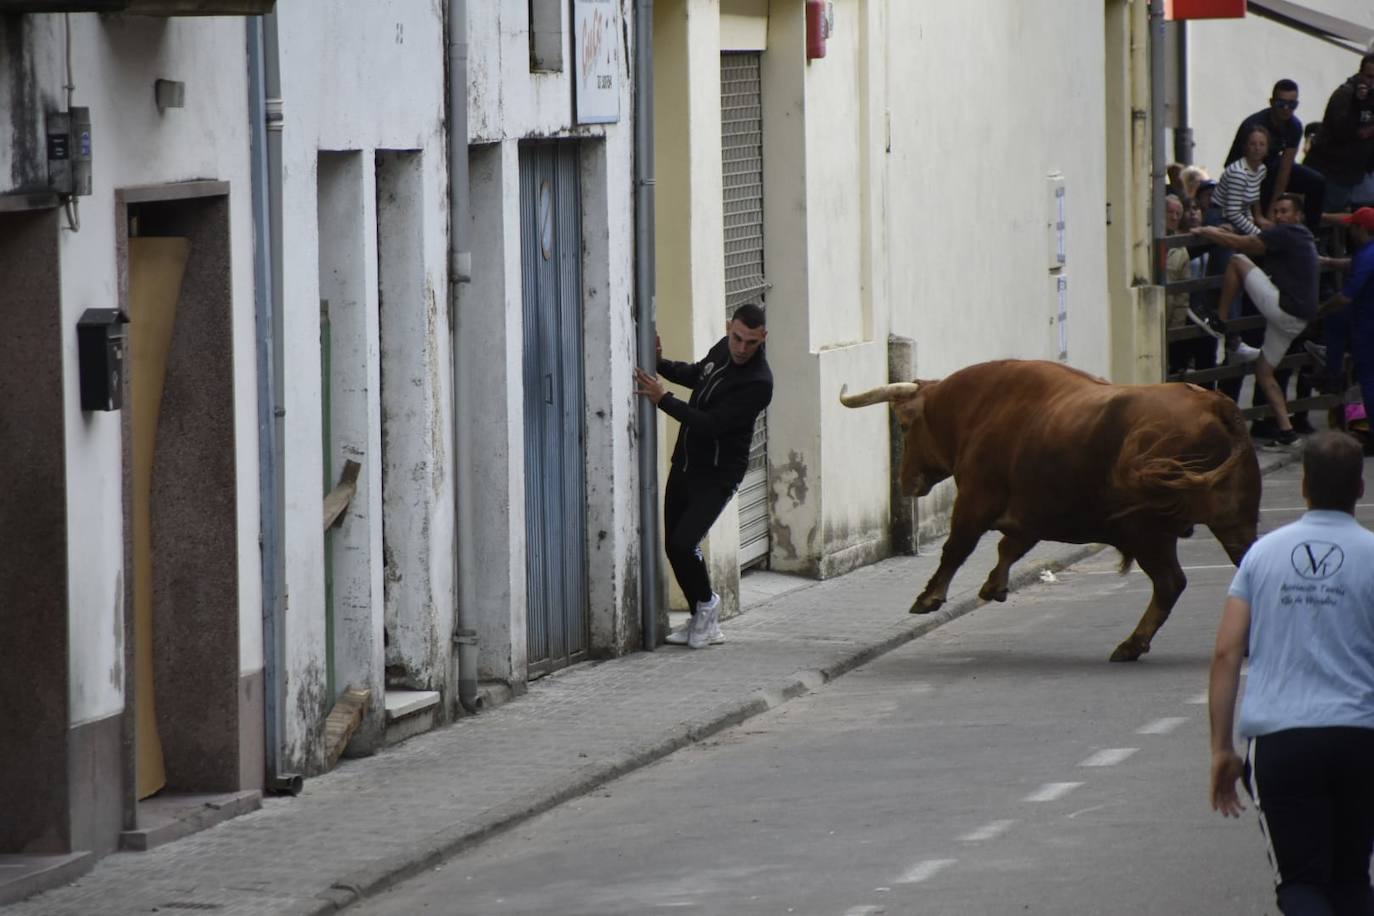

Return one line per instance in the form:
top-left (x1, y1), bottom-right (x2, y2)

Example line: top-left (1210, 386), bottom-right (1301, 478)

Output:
top-left (1166, 0), bottom-right (1246, 20)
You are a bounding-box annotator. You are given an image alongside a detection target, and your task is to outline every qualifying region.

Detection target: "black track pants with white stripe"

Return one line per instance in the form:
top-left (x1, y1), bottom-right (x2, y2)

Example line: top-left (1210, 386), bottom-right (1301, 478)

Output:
top-left (1246, 727), bottom-right (1374, 916)
top-left (663, 466), bottom-right (738, 608)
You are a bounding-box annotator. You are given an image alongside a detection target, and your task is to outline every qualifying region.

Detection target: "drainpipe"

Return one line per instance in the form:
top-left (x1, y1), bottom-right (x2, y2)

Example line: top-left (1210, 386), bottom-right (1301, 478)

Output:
top-left (248, 14), bottom-right (301, 795)
top-left (634, 0), bottom-right (660, 650)
top-left (1148, 0), bottom-right (1167, 282)
top-left (447, 0), bottom-right (479, 713)
top-left (1128, 0), bottom-right (1152, 288)
top-left (1172, 20), bottom-right (1193, 166)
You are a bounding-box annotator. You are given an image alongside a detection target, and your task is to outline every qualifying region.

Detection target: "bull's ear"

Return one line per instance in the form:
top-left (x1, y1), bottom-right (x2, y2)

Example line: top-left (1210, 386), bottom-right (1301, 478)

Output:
top-left (892, 394), bottom-right (924, 429)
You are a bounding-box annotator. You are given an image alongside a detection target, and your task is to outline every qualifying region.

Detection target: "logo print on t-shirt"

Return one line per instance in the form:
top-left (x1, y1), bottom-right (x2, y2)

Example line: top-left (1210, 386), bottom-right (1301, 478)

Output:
top-left (1290, 541), bottom-right (1344, 579)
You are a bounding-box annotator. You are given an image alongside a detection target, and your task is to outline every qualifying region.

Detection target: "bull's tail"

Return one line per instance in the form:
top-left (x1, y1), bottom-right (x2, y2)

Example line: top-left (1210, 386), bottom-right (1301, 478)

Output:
top-left (1109, 404), bottom-right (1251, 522)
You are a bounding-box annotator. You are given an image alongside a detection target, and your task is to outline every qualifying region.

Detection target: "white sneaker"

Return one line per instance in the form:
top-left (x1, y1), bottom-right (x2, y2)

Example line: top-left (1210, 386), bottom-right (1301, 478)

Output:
top-left (664, 619), bottom-right (694, 646)
top-left (1226, 341), bottom-right (1261, 365)
top-left (688, 593), bottom-right (721, 650)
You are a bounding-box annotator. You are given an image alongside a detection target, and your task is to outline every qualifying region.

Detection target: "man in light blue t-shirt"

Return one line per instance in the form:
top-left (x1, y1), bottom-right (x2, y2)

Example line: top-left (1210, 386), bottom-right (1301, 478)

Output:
top-left (1210, 430), bottom-right (1374, 915)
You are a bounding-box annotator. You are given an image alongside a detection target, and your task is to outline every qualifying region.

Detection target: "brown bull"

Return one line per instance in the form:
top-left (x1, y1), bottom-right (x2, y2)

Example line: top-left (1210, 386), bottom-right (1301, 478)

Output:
top-left (841, 359), bottom-right (1261, 661)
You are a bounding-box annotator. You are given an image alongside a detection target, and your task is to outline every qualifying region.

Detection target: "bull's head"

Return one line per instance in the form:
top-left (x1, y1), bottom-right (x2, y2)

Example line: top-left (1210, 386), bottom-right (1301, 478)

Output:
top-left (839, 380), bottom-right (950, 498)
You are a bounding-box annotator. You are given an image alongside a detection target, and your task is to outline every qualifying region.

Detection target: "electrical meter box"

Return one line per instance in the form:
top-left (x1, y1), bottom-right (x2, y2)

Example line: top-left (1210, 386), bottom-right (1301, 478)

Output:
top-left (77, 308), bottom-right (129, 412)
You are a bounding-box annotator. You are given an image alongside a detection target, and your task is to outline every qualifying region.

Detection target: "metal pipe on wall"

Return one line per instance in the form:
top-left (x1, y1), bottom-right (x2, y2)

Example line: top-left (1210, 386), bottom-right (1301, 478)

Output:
top-left (1173, 20), bottom-right (1193, 166)
top-left (1149, 0), bottom-right (1167, 281)
top-left (634, 0), bottom-right (661, 650)
top-left (248, 14), bottom-right (300, 795)
top-left (447, 0), bottom-right (479, 713)
top-left (1128, 0), bottom-right (1152, 286)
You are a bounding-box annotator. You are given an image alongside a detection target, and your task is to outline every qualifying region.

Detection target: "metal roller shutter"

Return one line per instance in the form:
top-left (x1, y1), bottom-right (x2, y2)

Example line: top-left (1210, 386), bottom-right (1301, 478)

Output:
top-left (721, 51), bottom-right (770, 569)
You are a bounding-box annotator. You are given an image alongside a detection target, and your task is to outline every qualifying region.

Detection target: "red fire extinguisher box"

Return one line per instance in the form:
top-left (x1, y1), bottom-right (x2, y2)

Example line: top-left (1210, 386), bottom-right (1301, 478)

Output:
top-left (806, 0), bottom-right (828, 60)
top-left (1166, 0), bottom-right (1246, 20)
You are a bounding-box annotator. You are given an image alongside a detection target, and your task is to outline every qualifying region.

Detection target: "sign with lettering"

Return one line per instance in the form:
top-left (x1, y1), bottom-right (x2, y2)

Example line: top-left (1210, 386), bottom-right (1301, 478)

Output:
top-left (573, 0), bottom-right (621, 124)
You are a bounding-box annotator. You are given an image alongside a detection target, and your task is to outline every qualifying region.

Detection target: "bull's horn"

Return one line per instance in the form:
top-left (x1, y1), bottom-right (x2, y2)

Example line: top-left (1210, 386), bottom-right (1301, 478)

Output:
top-left (839, 382), bottom-right (922, 408)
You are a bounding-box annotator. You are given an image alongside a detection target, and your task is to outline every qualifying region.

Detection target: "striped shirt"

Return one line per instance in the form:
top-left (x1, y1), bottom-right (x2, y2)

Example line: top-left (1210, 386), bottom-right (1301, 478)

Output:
top-left (1212, 159), bottom-right (1266, 235)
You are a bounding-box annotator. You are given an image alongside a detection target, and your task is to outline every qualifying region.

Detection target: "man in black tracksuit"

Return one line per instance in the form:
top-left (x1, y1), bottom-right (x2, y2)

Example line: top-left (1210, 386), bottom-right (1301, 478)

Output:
top-left (634, 303), bottom-right (773, 649)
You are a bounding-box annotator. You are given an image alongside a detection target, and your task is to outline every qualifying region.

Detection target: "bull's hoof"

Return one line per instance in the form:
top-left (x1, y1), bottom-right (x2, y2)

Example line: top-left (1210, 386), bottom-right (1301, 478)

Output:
top-left (1109, 640), bottom-right (1148, 662)
top-left (910, 593), bottom-right (944, 615)
top-left (978, 583), bottom-right (1008, 603)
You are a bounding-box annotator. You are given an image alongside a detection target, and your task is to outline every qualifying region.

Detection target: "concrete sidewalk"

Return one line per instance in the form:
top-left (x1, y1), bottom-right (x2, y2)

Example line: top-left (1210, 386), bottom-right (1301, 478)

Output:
top-left (6, 449), bottom-right (1297, 916)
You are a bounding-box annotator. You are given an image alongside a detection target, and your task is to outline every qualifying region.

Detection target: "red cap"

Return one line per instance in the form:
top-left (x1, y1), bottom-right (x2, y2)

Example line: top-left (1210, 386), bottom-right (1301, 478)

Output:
top-left (1342, 207), bottom-right (1374, 231)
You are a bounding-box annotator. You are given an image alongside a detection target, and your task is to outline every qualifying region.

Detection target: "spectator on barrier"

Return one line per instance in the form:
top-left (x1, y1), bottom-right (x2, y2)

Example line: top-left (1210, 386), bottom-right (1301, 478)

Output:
top-left (1192, 193), bottom-right (1319, 447)
top-left (1180, 165), bottom-right (1210, 205)
top-left (1197, 176), bottom-right (1222, 226)
top-left (1225, 78), bottom-right (1326, 231)
top-left (1301, 120), bottom-right (1322, 161)
top-left (1316, 208), bottom-right (1374, 453)
top-left (1214, 125), bottom-right (1272, 236)
top-left (1167, 195), bottom-right (1218, 382)
top-left (1305, 54), bottom-right (1374, 212)
top-left (1167, 161), bottom-right (1186, 199)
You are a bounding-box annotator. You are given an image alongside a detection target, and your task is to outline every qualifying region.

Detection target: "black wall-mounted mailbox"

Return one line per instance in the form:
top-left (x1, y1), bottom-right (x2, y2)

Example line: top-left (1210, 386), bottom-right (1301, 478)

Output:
top-left (77, 308), bottom-right (129, 412)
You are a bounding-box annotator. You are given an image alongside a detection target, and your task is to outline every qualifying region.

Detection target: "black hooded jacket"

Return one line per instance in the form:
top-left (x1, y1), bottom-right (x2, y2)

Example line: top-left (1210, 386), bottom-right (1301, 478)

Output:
top-left (657, 336), bottom-right (773, 482)
top-left (1306, 74), bottom-right (1374, 186)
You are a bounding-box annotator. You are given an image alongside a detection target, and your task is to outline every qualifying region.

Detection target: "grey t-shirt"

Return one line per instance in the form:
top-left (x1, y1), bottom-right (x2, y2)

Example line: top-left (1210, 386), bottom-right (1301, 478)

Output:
top-left (1258, 223), bottom-right (1319, 321)
top-left (1228, 510), bottom-right (1374, 739)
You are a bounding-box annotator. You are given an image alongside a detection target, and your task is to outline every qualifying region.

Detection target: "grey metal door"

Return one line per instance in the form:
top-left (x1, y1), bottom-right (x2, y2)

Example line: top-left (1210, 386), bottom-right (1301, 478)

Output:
top-left (722, 51), bottom-right (770, 569)
top-left (520, 141), bottom-right (588, 676)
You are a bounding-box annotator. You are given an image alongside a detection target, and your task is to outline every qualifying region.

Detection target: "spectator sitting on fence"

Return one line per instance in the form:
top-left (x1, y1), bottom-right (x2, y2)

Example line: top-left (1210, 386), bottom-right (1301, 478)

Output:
top-left (1224, 78), bottom-right (1325, 231)
top-left (1305, 54), bottom-right (1374, 213)
top-left (1214, 125), bottom-right (1273, 236)
top-left (1167, 195), bottom-right (1218, 383)
top-left (1191, 193), bottom-right (1319, 447)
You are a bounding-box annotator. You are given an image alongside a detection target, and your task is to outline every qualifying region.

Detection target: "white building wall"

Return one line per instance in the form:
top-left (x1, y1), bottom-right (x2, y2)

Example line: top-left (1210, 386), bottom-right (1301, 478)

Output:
top-left (273, 0), bottom-right (452, 769)
top-left (20, 13), bottom-right (261, 726)
top-left (1185, 4), bottom-right (1374, 179)
top-left (886, 0), bottom-right (1112, 382)
top-left (462, 0), bottom-right (641, 678)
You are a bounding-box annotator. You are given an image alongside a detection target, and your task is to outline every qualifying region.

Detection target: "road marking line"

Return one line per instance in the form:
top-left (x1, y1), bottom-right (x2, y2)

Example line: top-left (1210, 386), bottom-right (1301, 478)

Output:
top-left (959, 819), bottom-right (1016, 842)
top-left (1137, 716), bottom-right (1189, 735)
top-left (1024, 781), bottom-right (1083, 802)
top-left (1185, 692), bottom-right (1208, 705)
top-left (844, 907), bottom-right (885, 916)
top-left (1079, 747), bottom-right (1138, 767)
top-left (897, 858), bottom-right (956, 884)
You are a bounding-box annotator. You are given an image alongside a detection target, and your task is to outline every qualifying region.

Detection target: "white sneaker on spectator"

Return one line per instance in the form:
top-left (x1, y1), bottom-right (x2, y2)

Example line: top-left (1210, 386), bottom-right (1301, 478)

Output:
top-left (1226, 341), bottom-right (1261, 365)
top-left (688, 593), bottom-right (720, 650)
top-left (664, 618), bottom-right (694, 646)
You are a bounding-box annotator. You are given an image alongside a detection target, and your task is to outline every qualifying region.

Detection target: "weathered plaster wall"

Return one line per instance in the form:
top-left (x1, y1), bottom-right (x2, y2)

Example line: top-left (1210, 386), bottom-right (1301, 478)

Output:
top-left (274, 0), bottom-right (451, 769)
top-left (15, 13), bottom-right (261, 727)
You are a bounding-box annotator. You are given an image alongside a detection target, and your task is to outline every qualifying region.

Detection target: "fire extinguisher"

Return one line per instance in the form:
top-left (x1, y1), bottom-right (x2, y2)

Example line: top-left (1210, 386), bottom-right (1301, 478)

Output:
top-left (806, 0), bottom-right (828, 61)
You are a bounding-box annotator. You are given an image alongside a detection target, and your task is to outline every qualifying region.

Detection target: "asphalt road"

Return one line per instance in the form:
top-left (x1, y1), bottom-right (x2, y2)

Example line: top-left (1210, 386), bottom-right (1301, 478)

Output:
top-left (353, 459), bottom-right (1370, 916)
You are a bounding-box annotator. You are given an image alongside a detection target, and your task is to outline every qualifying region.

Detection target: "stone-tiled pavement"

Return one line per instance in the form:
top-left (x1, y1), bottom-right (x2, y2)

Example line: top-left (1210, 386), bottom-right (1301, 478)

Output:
top-left (8, 449), bottom-right (1295, 916)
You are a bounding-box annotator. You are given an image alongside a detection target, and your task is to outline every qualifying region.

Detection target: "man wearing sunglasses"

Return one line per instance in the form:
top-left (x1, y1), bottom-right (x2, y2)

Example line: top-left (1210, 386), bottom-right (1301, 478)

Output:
top-left (1225, 79), bottom-right (1326, 232)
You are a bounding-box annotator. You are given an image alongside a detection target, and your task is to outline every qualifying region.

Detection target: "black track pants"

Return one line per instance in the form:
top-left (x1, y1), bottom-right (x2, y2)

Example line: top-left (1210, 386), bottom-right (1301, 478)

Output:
top-left (1246, 727), bottom-right (1374, 916)
top-left (663, 466), bottom-right (737, 608)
